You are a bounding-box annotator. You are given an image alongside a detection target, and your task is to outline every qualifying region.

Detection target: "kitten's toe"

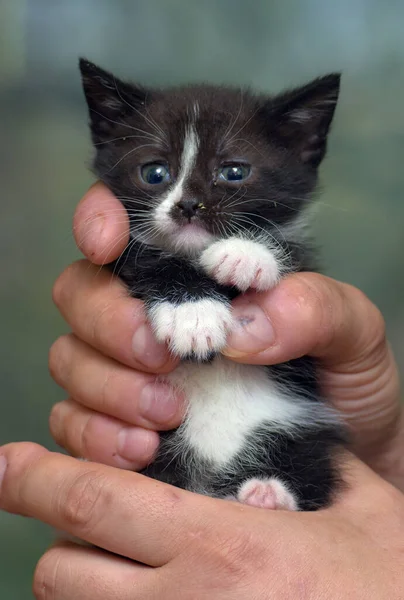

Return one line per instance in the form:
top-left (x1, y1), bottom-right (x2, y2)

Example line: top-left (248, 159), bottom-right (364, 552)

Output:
top-left (237, 477), bottom-right (298, 511)
top-left (200, 238), bottom-right (281, 292)
top-left (148, 299), bottom-right (233, 360)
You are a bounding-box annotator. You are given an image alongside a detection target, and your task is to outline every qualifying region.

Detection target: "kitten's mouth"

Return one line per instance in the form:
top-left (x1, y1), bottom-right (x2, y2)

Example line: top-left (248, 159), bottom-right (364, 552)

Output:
top-left (172, 221), bottom-right (214, 251)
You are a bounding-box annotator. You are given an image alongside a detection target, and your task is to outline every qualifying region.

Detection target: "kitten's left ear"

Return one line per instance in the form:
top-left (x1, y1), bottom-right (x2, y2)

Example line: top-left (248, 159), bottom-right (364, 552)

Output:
top-left (79, 58), bottom-right (148, 140)
top-left (267, 74), bottom-right (341, 167)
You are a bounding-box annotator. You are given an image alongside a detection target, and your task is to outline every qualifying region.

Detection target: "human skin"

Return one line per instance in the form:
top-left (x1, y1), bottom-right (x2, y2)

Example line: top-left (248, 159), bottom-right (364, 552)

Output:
top-left (1, 181), bottom-right (404, 598)
top-left (0, 443), bottom-right (403, 599)
top-left (48, 182), bottom-right (403, 486)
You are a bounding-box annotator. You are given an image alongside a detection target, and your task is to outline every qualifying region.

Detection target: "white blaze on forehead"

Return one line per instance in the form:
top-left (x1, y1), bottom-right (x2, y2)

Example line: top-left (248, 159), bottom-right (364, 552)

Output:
top-left (154, 123), bottom-right (201, 243)
top-left (177, 124), bottom-right (200, 190)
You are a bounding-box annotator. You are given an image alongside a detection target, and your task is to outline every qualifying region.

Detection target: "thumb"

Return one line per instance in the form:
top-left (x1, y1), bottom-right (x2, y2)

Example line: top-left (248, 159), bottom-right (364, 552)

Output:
top-left (223, 273), bottom-right (402, 473)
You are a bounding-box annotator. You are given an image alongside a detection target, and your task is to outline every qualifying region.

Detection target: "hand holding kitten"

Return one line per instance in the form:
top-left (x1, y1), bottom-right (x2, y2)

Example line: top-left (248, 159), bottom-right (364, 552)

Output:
top-left (50, 183), bottom-right (403, 487)
top-left (1, 183), bottom-right (403, 598)
top-left (1, 443), bottom-right (404, 599)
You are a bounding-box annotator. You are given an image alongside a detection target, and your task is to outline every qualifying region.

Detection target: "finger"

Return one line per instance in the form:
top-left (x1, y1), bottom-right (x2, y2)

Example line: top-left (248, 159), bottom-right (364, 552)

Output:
top-left (50, 399), bottom-right (160, 470)
top-left (33, 541), bottom-right (154, 600)
top-left (223, 272), bottom-right (401, 450)
top-left (49, 334), bottom-right (184, 430)
top-left (73, 182), bottom-right (130, 265)
top-left (327, 453), bottom-right (404, 519)
top-left (0, 443), bottom-right (213, 566)
top-left (52, 260), bottom-right (178, 373)
top-left (224, 272), bottom-right (386, 365)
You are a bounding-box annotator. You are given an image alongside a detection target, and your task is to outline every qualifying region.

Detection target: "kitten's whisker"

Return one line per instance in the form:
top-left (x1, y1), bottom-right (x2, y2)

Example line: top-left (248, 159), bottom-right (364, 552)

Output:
top-left (222, 88), bottom-right (244, 145)
top-left (221, 188), bottom-right (248, 210)
top-left (229, 214), bottom-right (286, 250)
top-left (94, 133), bottom-right (163, 146)
top-left (110, 235), bottom-right (141, 281)
top-left (112, 79), bottom-right (168, 146)
top-left (224, 106), bottom-right (261, 149)
top-left (89, 109), bottom-right (163, 141)
top-left (103, 144), bottom-right (157, 175)
top-left (226, 137), bottom-right (266, 158)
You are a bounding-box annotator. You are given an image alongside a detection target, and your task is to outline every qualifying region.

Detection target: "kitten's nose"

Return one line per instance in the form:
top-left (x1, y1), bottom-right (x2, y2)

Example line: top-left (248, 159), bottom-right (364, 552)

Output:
top-left (177, 198), bottom-right (200, 220)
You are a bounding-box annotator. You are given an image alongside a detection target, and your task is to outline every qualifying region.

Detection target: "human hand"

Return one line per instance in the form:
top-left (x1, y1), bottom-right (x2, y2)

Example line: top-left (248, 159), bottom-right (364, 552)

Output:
top-left (0, 443), bottom-right (403, 599)
top-left (49, 182), bottom-right (403, 486)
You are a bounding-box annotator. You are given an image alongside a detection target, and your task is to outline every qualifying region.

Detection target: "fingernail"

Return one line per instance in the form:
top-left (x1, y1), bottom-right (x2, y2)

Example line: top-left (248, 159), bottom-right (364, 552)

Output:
top-left (132, 323), bottom-right (170, 369)
top-left (117, 428), bottom-right (158, 463)
top-left (0, 455), bottom-right (7, 491)
top-left (140, 382), bottom-right (182, 424)
top-left (224, 299), bottom-right (275, 357)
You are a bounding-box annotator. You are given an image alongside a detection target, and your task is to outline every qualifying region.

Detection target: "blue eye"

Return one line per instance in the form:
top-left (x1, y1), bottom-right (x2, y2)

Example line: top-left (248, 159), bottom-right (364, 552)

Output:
top-left (141, 163), bottom-right (170, 185)
top-left (219, 164), bottom-right (250, 182)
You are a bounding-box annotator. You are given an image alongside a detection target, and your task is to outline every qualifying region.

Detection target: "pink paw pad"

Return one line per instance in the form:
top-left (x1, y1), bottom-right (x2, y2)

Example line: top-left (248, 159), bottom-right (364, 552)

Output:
top-left (237, 478), bottom-right (298, 511)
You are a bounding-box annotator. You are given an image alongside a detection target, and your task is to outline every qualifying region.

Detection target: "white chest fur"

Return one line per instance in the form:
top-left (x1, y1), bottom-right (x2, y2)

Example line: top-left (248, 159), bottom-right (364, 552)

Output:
top-left (165, 357), bottom-right (328, 467)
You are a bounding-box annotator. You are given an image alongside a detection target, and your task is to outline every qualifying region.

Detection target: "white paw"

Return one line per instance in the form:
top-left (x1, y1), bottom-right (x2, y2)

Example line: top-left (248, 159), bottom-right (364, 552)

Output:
top-left (237, 477), bottom-right (298, 511)
top-left (148, 299), bottom-right (233, 359)
top-left (200, 238), bottom-right (281, 292)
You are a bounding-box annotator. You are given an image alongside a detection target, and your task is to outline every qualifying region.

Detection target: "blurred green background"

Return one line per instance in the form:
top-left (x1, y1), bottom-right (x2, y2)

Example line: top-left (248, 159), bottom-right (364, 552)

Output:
top-left (1, 0), bottom-right (403, 597)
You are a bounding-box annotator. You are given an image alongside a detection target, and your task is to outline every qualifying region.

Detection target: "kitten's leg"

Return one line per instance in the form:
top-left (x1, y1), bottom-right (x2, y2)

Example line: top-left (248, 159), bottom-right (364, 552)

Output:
top-left (148, 297), bottom-right (233, 360)
top-left (199, 237), bottom-right (282, 292)
top-left (114, 243), bottom-right (235, 361)
top-left (237, 477), bottom-right (298, 511)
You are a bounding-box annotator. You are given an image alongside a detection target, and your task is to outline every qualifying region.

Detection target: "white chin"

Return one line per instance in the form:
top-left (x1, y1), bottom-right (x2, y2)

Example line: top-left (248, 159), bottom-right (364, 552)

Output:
top-left (171, 224), bottom-right (214, 253)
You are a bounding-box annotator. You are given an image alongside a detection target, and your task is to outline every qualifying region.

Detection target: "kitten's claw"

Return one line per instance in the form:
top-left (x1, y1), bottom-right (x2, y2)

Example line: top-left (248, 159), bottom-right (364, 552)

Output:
top-left (237, 477), bottom-right (298, 511)
top-left (200, 238), bottom-right (281, 292)
top-left (148, 299), bottom-right (233, 360)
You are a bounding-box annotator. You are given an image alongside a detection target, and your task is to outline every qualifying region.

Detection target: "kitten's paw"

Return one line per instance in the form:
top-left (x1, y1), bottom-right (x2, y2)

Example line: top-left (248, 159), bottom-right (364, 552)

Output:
top-left (237, 477), bottom-right (298, 511)
top-left (148, 299), bottom-right (233, 360)
top-left (200, 238), bottom-right (281, 292)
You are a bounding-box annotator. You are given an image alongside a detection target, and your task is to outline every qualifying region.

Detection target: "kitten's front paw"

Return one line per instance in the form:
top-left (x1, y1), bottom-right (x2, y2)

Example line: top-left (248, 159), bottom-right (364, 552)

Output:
top-left (148, 299), bottom-right (233, 360)
top-left (237, 477), bottom-right (298, 511)
top-left (200, 238), bottom-right (281, 292)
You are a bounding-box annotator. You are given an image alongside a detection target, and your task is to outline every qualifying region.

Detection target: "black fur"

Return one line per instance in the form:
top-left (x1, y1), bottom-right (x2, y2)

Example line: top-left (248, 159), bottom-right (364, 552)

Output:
top-left (79, 58), bottom-right (347, 510)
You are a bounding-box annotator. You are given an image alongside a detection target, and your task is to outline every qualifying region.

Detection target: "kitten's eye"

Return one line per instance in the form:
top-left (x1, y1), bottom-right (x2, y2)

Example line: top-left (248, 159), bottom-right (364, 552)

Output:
top-left (141, 163), bottom-right (170, 185)
top-left (218, 164), bottom-right (251, 182)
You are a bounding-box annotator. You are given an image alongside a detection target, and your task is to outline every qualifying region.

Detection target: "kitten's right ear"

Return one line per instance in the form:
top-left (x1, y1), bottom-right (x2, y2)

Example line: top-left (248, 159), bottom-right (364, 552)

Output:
top-left (79, 58), bottom-right (147, 139)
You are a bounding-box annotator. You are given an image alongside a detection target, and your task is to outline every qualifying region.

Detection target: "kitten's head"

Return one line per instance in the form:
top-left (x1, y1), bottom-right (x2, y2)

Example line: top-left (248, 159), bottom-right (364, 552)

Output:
top-left (79, 58), bottom-right (340, 255)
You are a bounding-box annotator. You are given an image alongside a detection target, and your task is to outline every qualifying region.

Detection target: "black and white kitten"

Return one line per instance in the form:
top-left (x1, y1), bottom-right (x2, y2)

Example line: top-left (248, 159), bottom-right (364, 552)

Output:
top-left (79, 59), bottom-right (347, 511)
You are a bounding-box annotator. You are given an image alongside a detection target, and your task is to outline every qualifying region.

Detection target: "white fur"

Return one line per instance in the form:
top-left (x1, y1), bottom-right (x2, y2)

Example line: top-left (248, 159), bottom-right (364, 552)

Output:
top-left (237, 477), bottom-right (298, 510)
top-left (149, 299), bottom-right (233, 360)
top-left (165, 357), bottom-right (337, 466)
top-left (154, 125), bottom-right (213, 253)
top-left (288, 108), bottom-right (312, 124)
top-left (200, 237), bottom-right (281, 291)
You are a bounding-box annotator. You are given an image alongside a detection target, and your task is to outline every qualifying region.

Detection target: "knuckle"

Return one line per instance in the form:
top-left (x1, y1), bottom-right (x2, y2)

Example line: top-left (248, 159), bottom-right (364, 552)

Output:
top-left (58, 470), bottom-right (109, 533)
top-left (33, 548), bottom-right (63, 600)
top-left (203, 529), bottom-right (265, 586)
top-left (345, 284), bottom-right (387, 353)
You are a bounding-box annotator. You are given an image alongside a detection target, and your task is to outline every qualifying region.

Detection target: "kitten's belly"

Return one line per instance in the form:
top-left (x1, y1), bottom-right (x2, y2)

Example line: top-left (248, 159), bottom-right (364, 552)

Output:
top-left (164, 357), bottom-right (324, 467)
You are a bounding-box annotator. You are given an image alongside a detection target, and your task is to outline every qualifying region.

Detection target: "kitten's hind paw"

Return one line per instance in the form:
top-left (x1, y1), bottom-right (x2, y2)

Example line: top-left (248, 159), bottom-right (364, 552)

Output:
top-left (200, 238), bottom-right (281, 292)
top-left (237, 477), bottom-right (298, 511)
top-left (148, 299), bottom-right (233, 360)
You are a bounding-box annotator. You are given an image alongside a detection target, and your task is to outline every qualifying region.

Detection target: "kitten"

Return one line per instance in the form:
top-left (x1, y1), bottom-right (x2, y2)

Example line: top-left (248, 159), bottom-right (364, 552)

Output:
top-left (79, 58), bottom-right (347, 511)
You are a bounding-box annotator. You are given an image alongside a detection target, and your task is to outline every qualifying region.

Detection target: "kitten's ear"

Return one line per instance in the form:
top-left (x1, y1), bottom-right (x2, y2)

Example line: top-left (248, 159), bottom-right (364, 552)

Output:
top-left (79, 58), bottom-right (147, 139)
top-left (268, 74), bottom-right (341, 167)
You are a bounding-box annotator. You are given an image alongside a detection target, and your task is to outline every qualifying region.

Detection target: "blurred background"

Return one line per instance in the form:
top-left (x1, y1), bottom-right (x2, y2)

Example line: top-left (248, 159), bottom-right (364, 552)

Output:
top-left (0, 0), bottom-right (403, 596)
